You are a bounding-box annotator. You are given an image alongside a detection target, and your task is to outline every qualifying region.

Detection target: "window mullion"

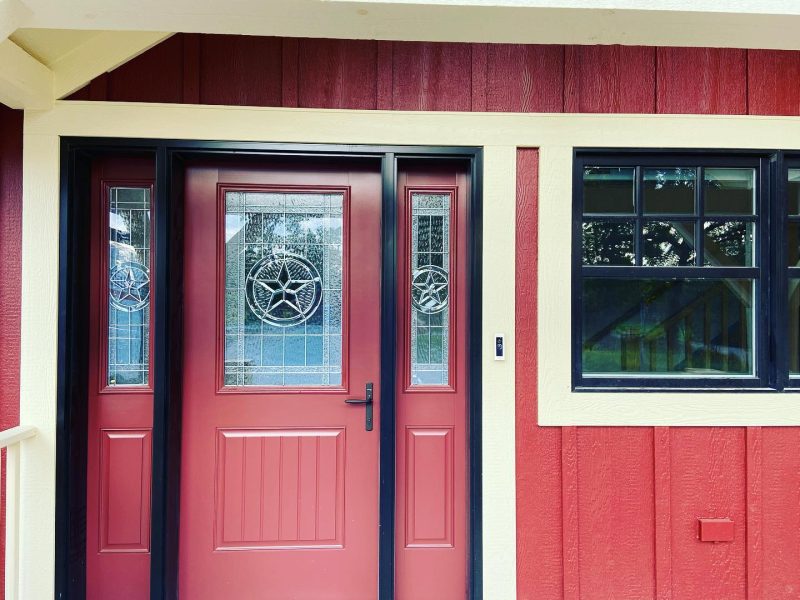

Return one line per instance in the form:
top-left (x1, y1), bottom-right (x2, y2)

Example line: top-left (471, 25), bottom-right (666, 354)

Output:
top-left (634, 165), bottom-right (643, 266)
top-left (696, 165), bottom-right (704, 267)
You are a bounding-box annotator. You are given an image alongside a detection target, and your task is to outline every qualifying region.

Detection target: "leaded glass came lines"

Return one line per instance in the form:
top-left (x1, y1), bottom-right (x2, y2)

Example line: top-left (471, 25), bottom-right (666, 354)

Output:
top-left (411, 193), bottom-right (450, 386)
top-left (107, 187), bottom-right (151, 386)
top-left (224, 191), bottom-right (344, 386)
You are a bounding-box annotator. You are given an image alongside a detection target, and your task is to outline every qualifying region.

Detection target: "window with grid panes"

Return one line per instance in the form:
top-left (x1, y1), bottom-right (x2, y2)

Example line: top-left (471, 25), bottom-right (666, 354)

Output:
top-left (574, 152), bottom-right (772, 389)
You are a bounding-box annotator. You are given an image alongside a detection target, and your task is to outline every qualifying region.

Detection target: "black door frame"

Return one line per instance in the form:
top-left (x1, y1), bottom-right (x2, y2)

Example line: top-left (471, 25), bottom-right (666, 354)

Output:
top-left (55, 139), bottom-right (483, 600)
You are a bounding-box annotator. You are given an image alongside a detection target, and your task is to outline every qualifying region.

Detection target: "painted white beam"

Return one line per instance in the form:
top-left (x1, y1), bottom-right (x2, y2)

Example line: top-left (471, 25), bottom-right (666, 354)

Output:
top-left (0, 0), bottom-right (32, 42)
top-left (50, 31), bottom-right (172, 99)
top-left (13, 0), bottom-right (800, 50)
top-left (342, 0), bottom-right (800, 12)
top-left (0, 39), bottom-right (52, 109)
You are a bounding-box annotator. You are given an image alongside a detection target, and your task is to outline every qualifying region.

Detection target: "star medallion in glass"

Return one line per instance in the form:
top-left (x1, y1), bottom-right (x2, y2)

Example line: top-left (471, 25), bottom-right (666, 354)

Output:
top-left (107, 187), bottom-right (151, 386)
top-left (224, 191), bottom-right (344, 386)
top-left (410, 193), bottom-right (451, 386)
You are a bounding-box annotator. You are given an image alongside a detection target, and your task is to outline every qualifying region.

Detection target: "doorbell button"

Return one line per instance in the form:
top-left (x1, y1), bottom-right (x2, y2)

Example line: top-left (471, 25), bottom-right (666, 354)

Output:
top-left (494, 334), bottom-right (505, 360)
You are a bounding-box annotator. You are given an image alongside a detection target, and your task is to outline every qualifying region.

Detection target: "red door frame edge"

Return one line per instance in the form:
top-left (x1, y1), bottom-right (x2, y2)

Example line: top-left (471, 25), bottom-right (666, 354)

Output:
top-left (55, 139), bottom-right (483, 600)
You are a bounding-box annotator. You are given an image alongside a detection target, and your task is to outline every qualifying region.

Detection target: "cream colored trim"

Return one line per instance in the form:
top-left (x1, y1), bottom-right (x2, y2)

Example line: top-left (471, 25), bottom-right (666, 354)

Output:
top-left (1, 31), bottom-right (173, 107)
top-left (0, 38), bottom-right (52, 109)
top-left (0, 0), bottom-right (32, 42)
top-left (21, 101), bottom-right (800, 600)
top-left (15, 0), bottom-right (800, 50)
top-left (51, 31), bottom-right (173, 99)
top-left (481, 146), bottom-right (518, 593)
top-left (19, 131), bottom-right (59, 600)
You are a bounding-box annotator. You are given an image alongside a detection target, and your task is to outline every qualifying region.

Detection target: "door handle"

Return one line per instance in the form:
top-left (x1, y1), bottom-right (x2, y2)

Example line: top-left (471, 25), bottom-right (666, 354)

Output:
top-left (344, 382), bottom-right (373, 431)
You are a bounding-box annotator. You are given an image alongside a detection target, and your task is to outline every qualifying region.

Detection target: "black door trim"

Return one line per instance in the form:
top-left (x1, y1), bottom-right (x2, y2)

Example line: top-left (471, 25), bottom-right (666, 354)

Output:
top-left (56, 139), bottom-right (483, 600)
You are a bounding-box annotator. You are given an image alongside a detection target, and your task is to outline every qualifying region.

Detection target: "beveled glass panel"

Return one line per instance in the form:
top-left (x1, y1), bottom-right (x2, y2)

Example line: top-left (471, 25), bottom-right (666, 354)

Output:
top-left (107, 187), bottom-right (151, 386)
top-left (582, 220), bottom-right (635, 265)
top-left (583, 167), bottom-right (635, 214)
top-left (582, 278), bottom-right (754, 376)
top-left (643, 168), bottom-right (696, 214)
top-left (704, 168), bottom-right (755, 215)
top-left (703, 221), bottom-right (755, 267)
top-left (642, 221), bottom-right (696, 266)
top-left (790, 279), bottom-right (800, 374)
top-left (224, 191), bottom-right (343, 386)
top-left (411, 193), bottom-right (450, 386)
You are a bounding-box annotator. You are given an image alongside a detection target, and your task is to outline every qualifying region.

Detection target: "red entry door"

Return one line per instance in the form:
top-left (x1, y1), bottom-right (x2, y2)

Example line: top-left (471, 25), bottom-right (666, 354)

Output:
top-left (179, 159), bottom-right (382, 599)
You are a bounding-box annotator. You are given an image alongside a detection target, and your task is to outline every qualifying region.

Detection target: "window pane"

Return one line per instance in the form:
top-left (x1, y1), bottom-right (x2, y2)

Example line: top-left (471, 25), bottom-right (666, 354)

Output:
top-left (643, 168), bottom-right (695, 215)
top-left (108, 187), bottom-right (151, 386)
top-left (703, 221), bottom-right (755, 266)
top-left (788, 222), bottom-right (800, 267)
top-left (583, 167), bottom-right (635, 214)
top-left (642, 221), bottom-right (696, 266)
top-left (789, 169), bottom-right (800, 215)
top-left (582, 220), bottom-right (635, 265)
top-left (790, 279), bottom-right (800, 374)
top-left (224, 191), bottom-right (343, 386)
top-left (410, 193), bottom-right (450, 386)
top-left (704, 168), bottom-right (755, 215)
top-left (582, 278), bottom-right (754, 376)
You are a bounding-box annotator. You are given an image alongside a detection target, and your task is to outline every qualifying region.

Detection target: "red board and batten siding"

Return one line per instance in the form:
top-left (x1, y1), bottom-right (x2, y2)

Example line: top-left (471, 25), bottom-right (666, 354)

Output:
top-left (0, 105), bottom-right (23, 595)
top-left (4, 36), bottom-right (791, 599)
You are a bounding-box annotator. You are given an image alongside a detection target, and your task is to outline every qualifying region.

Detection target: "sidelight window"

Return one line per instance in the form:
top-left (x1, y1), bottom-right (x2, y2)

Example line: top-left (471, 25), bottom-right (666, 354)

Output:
top-left (409, 192), bottom-right (452, 386)
top-left (107, 186), bottom-right (152, 386)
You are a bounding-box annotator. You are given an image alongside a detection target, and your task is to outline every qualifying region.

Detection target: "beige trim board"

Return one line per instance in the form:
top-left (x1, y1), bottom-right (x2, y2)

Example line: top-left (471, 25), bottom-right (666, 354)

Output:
top-left (20, 100), bottom-right (800, 598)
top-left (18, 0), bottom-right (800, 50)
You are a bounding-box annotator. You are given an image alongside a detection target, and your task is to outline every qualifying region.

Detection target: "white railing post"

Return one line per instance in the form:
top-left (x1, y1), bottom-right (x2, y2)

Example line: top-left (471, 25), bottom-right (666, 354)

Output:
top-left (5, 442), bottom-right (20, 600)
top-left (1, 426), bottom-right (37, 600)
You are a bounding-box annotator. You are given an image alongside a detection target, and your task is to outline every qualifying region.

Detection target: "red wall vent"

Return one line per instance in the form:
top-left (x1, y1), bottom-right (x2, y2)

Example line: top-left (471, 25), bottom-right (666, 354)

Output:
top-left (697, 518), bottom-right (735, 542)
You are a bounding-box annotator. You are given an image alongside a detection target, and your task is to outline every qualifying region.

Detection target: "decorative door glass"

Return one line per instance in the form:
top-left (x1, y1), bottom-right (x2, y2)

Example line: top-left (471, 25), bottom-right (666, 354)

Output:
top-left (410, 193), bottom-right (451, 386)
top-left (107, 186), bottom-right (151, 386)
top-left (224, 191), bottom-right (344, 386)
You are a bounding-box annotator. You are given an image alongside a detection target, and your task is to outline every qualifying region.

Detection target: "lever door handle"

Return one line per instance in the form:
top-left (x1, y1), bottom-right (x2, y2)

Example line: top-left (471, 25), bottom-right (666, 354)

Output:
top-left (344, 382), bottom-right (373, 431)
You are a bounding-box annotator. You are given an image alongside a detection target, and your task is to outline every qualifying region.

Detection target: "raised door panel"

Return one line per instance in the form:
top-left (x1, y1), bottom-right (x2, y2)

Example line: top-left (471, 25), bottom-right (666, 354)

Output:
top-left (99, 429), bottom-right (152, 552)
top-left (215, 428), bottom-right (345, 549)
top-left (405, 427), bottom-right (454, 548)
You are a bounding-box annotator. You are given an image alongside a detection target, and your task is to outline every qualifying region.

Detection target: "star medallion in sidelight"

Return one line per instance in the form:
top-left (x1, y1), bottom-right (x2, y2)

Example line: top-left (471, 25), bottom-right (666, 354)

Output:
top-left (246, 252), bottom-right (323, 327)
top-left (109, 262), bottom-right (150, 312)
top-left (411, 264), bottom-right (449, 314)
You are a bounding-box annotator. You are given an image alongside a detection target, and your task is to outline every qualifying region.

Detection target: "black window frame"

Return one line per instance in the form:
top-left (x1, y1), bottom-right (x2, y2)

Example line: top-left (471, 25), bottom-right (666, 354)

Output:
top-left (783, 154), bottom-right (800, 389)
top-left (572, 149), bottom-right (787, 391)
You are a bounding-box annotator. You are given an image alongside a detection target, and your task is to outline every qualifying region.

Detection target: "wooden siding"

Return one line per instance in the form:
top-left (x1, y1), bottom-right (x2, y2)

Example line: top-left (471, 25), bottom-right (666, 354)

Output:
top-left (0, 105), bottom-right (22, 595)
top-left (39, 35), bottom-right (800, 598)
